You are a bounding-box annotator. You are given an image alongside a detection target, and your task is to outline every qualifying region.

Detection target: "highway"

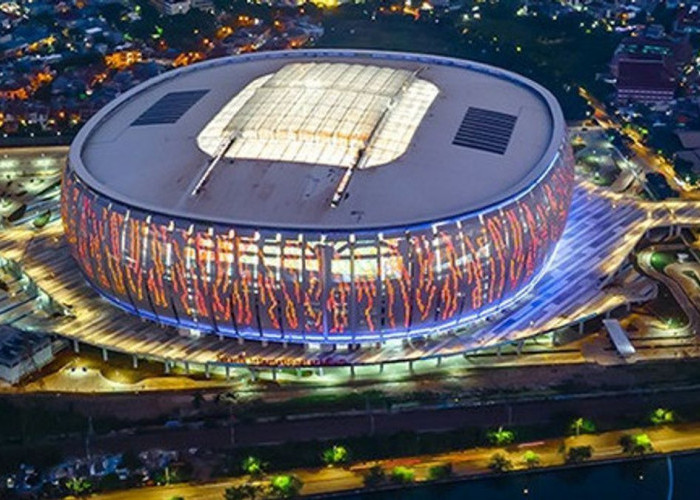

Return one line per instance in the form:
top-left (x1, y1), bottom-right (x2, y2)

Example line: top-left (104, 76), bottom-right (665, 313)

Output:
top-left (579, 87), bottom-right (695, 196)
top-left (9, 383), bottom-right (700, 461)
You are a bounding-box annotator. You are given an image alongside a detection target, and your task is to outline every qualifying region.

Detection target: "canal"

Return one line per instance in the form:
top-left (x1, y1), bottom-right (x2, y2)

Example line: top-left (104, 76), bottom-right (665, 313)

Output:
top-left (335, 453), bottom-right (699, 499)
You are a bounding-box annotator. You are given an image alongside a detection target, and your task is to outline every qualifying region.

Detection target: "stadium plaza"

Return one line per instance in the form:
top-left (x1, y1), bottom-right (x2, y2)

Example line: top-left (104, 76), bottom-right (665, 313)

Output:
top-left (6, 51), bottom-right (700, 379)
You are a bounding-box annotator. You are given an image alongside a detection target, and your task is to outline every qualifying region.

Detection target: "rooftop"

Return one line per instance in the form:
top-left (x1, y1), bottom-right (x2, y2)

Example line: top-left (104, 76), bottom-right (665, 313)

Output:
top-left (72, 50), bottom-right (564, 231)
top-left (0, 326), bottom-right (51, 367)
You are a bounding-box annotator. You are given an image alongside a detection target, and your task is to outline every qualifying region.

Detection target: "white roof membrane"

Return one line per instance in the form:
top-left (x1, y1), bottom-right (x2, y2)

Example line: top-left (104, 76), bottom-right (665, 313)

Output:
top-left (73, 50), bottom-right (564, 231)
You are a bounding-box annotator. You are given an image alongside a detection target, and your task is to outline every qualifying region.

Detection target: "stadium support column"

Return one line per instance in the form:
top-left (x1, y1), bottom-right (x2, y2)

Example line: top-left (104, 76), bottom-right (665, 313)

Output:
top-left (272, 367), bottom-right (277, 381)
top-left (132, 356), bottom-right (138, 369)
top-left (73, 339), bottom-right (80, 353)
top-left (578, 321), bottom-right (584, 335)
top-left (205, 363), bottom-right (211, 379)
top-left (164, 361), bottom-right (171, 374)
top-left (102, 348), bottom-right (108, 362)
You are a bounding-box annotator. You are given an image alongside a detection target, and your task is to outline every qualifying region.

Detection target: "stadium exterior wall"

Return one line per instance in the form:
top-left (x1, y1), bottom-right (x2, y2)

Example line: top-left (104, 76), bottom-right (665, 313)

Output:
top-left (61, 51), bottom-right (575, 345)
top-left (61, 144), bottom-right (573, 345)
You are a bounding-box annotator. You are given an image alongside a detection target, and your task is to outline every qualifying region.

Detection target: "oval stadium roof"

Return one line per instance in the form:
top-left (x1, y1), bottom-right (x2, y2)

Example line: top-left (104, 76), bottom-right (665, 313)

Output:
top-left (72, 50), bottom-right (564, 232)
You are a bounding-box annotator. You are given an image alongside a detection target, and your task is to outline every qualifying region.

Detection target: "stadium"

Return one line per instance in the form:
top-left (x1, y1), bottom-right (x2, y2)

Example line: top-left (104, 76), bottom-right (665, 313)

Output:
top-left (61, 49), bottom-right (575, 347)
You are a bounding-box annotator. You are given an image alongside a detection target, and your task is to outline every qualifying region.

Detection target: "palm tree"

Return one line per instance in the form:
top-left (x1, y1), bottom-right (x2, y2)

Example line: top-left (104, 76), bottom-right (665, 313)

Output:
top-left (224, 483), bottom-right (263, 500)
top-left (565, 445), bottom-right (593, 464)
top-left (269, 474), bottom-right (303, 498)
top-left (522, 450), bottom-right (541, 468)
top-left (362, 465), bottom-right (386, 488)
top-left (65, 477), bottom-right (91, 497)
top-left (620, 434), bottom-right (654, 455)
top-left (570, 417), bottom-right (596, 436)
top-left (241, 456), bottom-right (266, 478)
top-left (321, 445), bottom-right (349, 467)
top-left (488, 452), bottom-right (513, 473)
top-left (487, 426), bottom-right (515, 446)
top-left (649, 408), bottom-right (675, 426)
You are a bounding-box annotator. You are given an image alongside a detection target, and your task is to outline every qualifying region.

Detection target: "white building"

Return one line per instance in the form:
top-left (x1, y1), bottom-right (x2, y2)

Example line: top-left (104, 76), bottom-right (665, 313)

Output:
top-left (149, 0), bottom-right (213, 16)
top-left (0, 326), bottom-right (58, 384)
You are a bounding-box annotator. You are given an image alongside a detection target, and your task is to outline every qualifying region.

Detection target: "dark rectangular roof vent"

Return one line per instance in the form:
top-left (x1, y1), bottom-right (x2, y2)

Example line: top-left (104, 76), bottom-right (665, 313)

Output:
top-left (452, 107), bottom-right (518, 155)
top-left (131, 90), bottom-right (209, 126)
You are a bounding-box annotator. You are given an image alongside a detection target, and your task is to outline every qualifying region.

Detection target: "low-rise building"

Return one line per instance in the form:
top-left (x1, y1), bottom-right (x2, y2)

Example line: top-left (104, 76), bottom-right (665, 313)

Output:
top-left (149, 0), bottom-right (212, 15)
top-left (675, 4), bottom-right (700, 34)
top-left (616, 57), bottom-right (677, 104)
top-left (611, 32), bottom-right (691, 104)
top-left (0, 326), bottom-right (59, 384)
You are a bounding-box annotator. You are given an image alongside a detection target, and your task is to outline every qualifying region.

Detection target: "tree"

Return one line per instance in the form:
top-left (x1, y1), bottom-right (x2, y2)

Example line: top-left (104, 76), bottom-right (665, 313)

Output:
top-left (65, 477), bottom-right (91, 497)
top-left (486, 426), bottom-right (515, 446)
top-left (565, 445), bottom-right (593, 464)
top-left (363, 465), bottom-right (386, 488)
top-left (570, 417), bottom-right (596, 436)
top-left (390, 466), bottom-right (415, 484)
top-left (427, 463), bottom-right (453, 481)
top-left (269, 474), bottom-right (303, 498)
top-left (674, 157), bottom-right (698, 186)
top-left (321, 445), bottom-right (349, 467)
top-left (649, 408), bottom-right (675, 426)
top-left (241, 456), bottom-right (265, 478)
top-left (120, 450), bottom-right (142, 470)
top-left (224, 483), bottom-right (264, 500)
top-left (620, 434), bottom-right (654, 455)
top-left (99, 472), bottom-right (122, 491)
top-left (488, 452), bottom-right (513, 473)
top-left (522, 450), bottom-right (541, 469)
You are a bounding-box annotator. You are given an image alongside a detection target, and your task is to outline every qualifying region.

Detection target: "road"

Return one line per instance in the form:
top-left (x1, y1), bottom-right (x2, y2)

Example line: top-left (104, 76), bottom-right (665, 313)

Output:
top-left (579, 87), bottom-right (691, 195)
top-left (86, 422), bottom-right (700, 500)
top-left (9, 383), bottom-right (700, 462)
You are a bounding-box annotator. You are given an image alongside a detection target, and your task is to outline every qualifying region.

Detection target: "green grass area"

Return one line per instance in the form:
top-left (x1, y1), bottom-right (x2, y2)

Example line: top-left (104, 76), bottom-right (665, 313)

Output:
top-left (650, 251), bottom-right (676, 273)
top-left (640, 287), bottom-right (690, 329)
top-left (590, 171), bottom-right (615, 187)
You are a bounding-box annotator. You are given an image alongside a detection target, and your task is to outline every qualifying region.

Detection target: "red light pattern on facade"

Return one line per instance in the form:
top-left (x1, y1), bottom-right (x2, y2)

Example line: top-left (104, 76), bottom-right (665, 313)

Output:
top-left (61, 141), bottom-right (574, 343)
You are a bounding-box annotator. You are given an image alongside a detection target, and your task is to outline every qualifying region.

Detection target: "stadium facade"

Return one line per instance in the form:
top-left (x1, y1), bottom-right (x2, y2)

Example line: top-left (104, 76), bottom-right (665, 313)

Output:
top-left (61, 50), bottom-right (575, 345)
